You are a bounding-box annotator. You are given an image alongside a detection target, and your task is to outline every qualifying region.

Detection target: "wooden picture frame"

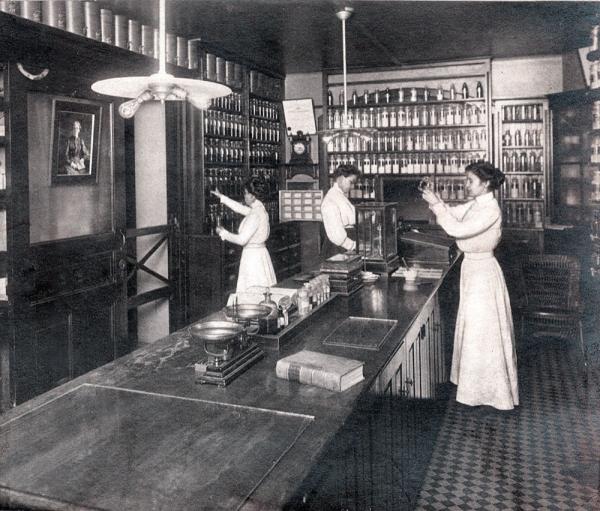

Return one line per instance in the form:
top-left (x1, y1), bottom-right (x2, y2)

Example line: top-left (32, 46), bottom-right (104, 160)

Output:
top-left (50, 98), bottom-right (101, 185)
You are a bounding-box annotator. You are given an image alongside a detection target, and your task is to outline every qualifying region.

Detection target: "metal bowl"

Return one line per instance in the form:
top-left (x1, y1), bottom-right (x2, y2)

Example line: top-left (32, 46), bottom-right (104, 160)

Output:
top-left (224, 303), bottom-right (272, 322)
top-left (189, 320), bottom-right (244, 344)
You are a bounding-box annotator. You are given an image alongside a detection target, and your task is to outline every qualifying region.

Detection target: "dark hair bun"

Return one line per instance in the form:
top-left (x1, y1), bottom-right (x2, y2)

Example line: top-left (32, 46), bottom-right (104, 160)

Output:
top-left (465, 160), bottom-right (504, 191)
top-left (333, 164), bottom-right (361, 179)
top-left (244, 175), bottom-right (269, 201)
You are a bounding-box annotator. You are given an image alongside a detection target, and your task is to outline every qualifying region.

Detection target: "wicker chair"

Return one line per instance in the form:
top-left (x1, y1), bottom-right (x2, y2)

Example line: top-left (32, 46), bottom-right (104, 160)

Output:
top-left (517, 254), bottom-right (586, 363)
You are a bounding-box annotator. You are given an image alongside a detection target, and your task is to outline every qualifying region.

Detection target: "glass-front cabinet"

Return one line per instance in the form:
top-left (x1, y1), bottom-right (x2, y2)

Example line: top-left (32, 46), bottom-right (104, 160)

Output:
top-left (494, 98), bottom-right (551, 252)
top-left (356, 202), bottom-right (399, 273)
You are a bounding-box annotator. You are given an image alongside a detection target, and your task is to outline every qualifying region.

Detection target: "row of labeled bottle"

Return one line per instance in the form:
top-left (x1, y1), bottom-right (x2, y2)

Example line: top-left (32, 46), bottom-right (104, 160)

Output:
top-left (330, 177), bottom-right (378, 200)
top-left (205, 198), bottom-right (280, 235)
top-left (501, 104), bottom-right (543, 122)
top-left (250, 119), bottom-right (281, 143)
top-left (204, 111), bottom-right (245, 139)
top-left (328, 152), bottom-right (487, 175)
top-left (502, 202), bottom-right (544, 228)
top-left (501, 151), bottom-right (544, 173)
top-left (250, 144), bottom-right (280, 165)
top-left (501, 127), bottom-right (543, 147)
top-left (204, 139), bottom-right (245, 164)
top-left (502, 176), bottom-right (544, 199)
top-left (327, 129), bottom-right (487, 153)
top-left (327, 82), bottom-right (485, 107)
top-left (249, 98), bottom-right (279, 120)
top-left (211, 93), bottom-right (243, 114)
top-left (327, 103), bottom-right (486, 129)
top-left (205, 167), bottom-right (279, 201)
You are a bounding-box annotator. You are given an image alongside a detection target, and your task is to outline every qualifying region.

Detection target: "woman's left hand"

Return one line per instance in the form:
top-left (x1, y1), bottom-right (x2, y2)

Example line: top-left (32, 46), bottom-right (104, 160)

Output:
top-left (422, 189), bottom-right (442, 206)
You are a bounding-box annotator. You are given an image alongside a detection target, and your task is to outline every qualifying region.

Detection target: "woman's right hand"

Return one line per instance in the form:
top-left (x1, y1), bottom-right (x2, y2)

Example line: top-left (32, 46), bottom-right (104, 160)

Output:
top-left (210, 188), bottom-right (223, 199)
top-left (422, 189), bottom-right (442, 206)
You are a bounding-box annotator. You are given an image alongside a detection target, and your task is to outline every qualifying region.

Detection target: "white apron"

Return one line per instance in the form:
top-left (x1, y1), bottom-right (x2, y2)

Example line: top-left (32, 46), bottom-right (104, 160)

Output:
top-left (451, 252), bottom-right (519, 410)
top-left (236, 241), bottom-right (276, 293)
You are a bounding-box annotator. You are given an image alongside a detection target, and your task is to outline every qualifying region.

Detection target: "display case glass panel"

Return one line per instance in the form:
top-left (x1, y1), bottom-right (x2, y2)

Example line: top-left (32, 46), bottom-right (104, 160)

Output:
top-left (356, 202), bottom-right (399, 273)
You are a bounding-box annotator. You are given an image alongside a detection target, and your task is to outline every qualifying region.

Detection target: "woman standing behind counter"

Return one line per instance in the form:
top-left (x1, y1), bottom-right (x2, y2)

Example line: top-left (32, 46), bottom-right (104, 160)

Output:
top-left (211, 176), bottom-right (276, 293)
top-left (421, 161), bottom-right (519, 411)
top-left (321, 164), bottom-right (360, 258)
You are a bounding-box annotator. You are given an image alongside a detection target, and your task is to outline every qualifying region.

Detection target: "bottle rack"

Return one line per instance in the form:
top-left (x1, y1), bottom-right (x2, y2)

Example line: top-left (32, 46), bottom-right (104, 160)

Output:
top-left (494, 99), bottom-right (550, 237)
top-left (323, 73), bottom-right (492, 205)
top-left (202, 81), bottom-right (285, 235)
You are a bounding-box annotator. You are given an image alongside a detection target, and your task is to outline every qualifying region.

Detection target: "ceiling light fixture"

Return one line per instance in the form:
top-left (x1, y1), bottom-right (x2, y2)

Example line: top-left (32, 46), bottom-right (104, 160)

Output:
top-left (91, 0), bottom-right (231, 118)
top-left (319, 7), bottom-right (377, 144)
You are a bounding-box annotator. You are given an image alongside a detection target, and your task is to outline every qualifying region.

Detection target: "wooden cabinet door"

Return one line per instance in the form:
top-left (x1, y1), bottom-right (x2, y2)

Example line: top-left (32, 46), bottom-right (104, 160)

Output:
top-left (7, 63), bottom-right (128, 404)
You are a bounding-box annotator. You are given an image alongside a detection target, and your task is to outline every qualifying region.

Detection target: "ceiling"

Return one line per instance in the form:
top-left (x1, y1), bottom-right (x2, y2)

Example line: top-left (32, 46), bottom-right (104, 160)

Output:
top-left (109, 1), bottom-right (600, 76)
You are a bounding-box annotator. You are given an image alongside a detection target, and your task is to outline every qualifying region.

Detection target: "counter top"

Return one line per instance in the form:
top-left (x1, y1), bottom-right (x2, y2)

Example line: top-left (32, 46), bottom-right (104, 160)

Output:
top-left (0, 261), bottom-right (458, 511)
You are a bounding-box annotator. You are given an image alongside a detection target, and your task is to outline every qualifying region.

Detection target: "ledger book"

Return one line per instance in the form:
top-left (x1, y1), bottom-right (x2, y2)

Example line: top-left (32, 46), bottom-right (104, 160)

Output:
top-left (276, 350), bottom-right (365, 392)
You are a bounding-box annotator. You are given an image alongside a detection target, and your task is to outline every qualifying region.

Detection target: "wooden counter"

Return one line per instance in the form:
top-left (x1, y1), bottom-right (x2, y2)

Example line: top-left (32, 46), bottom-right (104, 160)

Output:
top-left (0, 260), bottom-right (459, 511)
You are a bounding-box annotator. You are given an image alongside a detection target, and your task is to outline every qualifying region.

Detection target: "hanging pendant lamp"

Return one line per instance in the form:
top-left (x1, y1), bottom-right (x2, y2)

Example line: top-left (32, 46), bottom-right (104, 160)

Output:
top-left (92, 0), bottom-right (232, 118)
top-left (319, 7), bottom-right (377, 143)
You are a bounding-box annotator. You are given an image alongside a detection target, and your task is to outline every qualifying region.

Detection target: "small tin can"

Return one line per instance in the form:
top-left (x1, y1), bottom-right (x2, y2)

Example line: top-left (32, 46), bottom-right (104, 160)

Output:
top-left (128, 19), bottom-right (141, 53)
top-left (42, 1), bottom-right (66, 30)
top-left (21, 1), bottom-right (42, 22)
top-left (177, 36), bottom-right (188, 67)
top-left (225, 60), bottom-right (235, 86)
top-left (0, 1), bottom-right (19, 15)
top-left (234, 63), bottom-right (243, 89)
top-left (215, 56), bottom-right (225, 83)
top-left (249, 70), bottom-right (258, 93)
top-left (141, 25), bottom-right (154, 57)
top-left (166, 33), bottom-right (177, 64)
top-left (205, 53), bottom-right (216, 80)
top-left (100, 9), bottom-right (113, 44)
top-left (83, 1), bottom-right (100, 40)
top-left (187, 40), bottom-right (199, 70)
top-left (65, 0), bottom-right (84, 34)
top-left (114, 14), bottom-right (128, 48)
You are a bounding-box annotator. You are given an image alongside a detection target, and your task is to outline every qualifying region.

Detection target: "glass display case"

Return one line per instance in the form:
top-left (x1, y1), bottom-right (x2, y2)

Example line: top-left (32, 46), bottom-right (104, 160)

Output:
top-left (356, 202), bottom-right (400, 273)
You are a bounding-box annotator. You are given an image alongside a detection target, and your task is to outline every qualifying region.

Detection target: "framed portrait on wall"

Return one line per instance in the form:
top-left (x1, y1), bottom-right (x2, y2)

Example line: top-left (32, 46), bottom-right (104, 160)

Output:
top-left (50, 98), bottom-right (102, 185)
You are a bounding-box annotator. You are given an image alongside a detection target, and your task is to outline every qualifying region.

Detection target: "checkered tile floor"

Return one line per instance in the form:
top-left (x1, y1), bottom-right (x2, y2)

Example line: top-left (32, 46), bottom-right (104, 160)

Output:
top-left (415, 342), bottom-right (600, 511)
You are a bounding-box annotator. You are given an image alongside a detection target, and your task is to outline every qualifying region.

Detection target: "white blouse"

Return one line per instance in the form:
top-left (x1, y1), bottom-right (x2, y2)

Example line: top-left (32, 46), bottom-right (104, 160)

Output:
top-left (430, 192), bottom-right (502, 253)
top-left (320, 183), bottom-right (356, 250)
top-left (218, 196), bottom-right (270, 246)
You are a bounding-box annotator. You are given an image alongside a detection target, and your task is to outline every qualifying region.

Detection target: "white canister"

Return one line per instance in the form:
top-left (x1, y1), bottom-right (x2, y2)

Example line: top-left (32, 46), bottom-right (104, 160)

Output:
top-left (42, 1), bottom-right (66, 29)
top-left (176, 36), bottom-right (188, 67)
top-left (65, 0), bottom-right (84, 34)
top-left (128, 19), bottom-right (141, 53)
top-left (113, 14), bottom-right (128, 48)
top-left (100, 9), bottom-right (113, 44)
top-left (83, 1), bottom-right (100, 40)
top-left (166, 33), bottom-right (177, 64)
top-left (21, 1), bottom-right (42, 22)
top-left (141, 25), bottom-right (154, 57)
top-left (187, 40), bottom-right (199, 70)
top-left (0, 1), bottom-right (19, 15)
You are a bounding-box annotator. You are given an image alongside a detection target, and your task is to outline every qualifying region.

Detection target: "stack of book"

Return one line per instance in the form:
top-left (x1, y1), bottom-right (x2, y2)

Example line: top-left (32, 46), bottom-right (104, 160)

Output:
top-left (319, 253), bottom-right (363, 295)
top-left (392, 267), bottom-right (444, 279)
top-left (276, 350), bottom-right (365, 392)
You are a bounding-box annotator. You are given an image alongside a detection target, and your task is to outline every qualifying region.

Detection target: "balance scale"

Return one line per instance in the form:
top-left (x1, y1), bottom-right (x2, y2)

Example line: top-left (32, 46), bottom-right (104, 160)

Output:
top-left (190, 304), bottom-right (272, 386)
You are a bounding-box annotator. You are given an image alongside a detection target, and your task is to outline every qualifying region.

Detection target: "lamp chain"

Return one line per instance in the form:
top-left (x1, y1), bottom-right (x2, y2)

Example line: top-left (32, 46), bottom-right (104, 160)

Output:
top-left (342, 16), bottom-right (348, 128)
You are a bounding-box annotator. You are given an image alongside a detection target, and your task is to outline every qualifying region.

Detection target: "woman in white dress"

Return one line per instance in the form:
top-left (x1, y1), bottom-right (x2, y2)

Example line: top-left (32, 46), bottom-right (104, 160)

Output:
top-left (211, 176), bottom-right (276, 293)
top-left (422, 161), bottom-right (518, 410)
top-left (320, 164), bottom-right (360, 259)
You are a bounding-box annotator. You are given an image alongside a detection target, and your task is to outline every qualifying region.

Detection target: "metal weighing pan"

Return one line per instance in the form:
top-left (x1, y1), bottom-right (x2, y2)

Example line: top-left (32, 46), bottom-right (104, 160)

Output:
top-left (223, 304), bottom-right (272, 322)
top-left (189, 320), bottom-right (244, 344)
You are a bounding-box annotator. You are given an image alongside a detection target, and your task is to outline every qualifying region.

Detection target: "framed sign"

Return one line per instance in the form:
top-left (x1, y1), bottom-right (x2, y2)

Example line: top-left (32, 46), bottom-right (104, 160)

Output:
top-left (282, 98), bottom-right (317, 136)
top-left (50, 98), bottom-right (101, 185)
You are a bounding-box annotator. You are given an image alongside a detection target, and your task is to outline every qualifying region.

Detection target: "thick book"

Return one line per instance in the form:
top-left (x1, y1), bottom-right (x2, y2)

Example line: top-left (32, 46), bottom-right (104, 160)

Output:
top-left (276, 350), bottom-right (364, 392)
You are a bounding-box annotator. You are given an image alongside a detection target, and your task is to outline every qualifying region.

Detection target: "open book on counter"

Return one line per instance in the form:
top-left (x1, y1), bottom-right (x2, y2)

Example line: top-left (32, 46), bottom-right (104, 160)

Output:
top-left (276, 350), bottom-right (365, 392)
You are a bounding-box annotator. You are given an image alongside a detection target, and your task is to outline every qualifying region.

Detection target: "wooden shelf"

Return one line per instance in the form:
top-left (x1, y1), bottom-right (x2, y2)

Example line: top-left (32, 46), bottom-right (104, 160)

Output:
top-left (502, 197), bottom-right (544, 202)
top-left (329, 97), bottom-right (486, 110)
top-left (328, 148), bottom-right (486, 155)
top-left (501, 119), bottom-right (544, 124)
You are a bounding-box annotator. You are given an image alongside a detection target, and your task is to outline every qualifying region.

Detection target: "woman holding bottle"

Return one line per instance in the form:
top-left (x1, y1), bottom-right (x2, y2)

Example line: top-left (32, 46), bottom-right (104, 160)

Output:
top-left (211, 175), bottom-right (276, 293)
top-left (320, 164), bottom-right (360, 259)
top-left (421, 161), bottom-right (518, 411)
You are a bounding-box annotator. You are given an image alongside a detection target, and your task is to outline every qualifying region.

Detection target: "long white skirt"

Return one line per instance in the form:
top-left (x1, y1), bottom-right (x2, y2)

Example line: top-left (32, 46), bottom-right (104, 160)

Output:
top-left (236, 245), bottom-right (277, 293)
top-left (451, 254), bottom-right (519, 410)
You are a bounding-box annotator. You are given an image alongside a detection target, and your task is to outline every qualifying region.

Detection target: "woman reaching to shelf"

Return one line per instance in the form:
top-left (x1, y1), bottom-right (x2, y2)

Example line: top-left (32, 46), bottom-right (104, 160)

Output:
top-left (421, 161), bottom-right (518, 411)
top-left (211, 175), bottom-right (276, 293)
